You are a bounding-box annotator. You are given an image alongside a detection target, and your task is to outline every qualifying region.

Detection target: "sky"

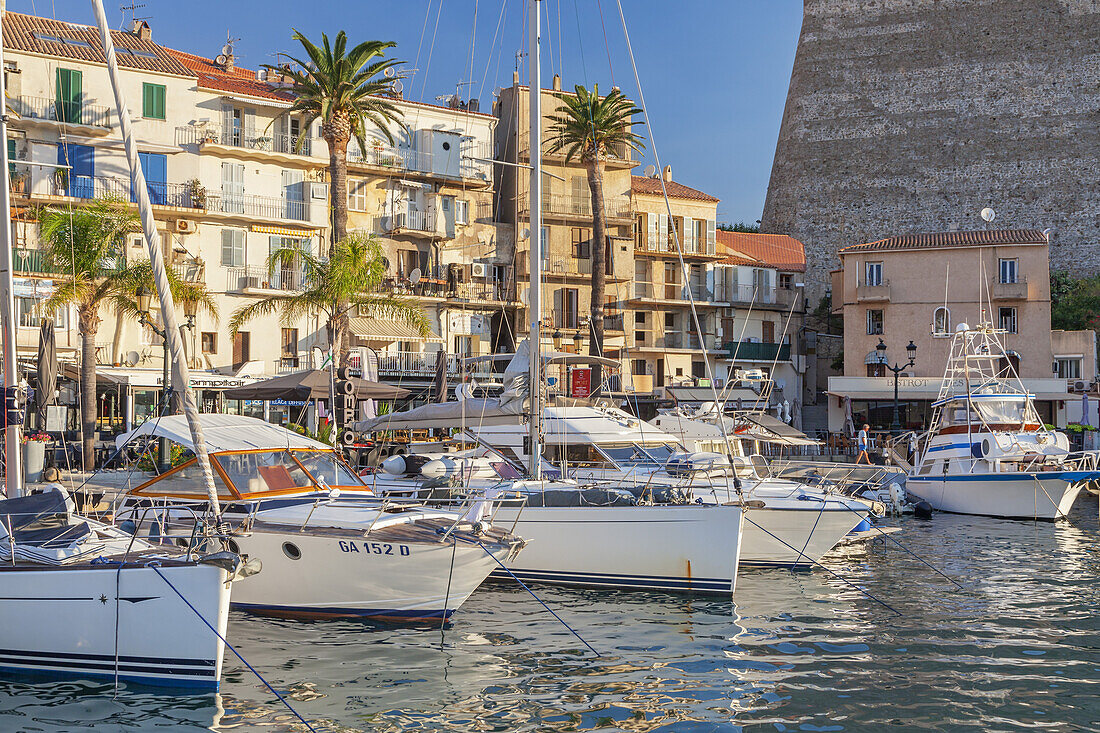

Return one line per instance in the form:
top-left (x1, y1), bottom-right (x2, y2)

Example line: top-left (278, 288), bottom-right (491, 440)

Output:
top-left (10, 1), bottom-right (803, 225)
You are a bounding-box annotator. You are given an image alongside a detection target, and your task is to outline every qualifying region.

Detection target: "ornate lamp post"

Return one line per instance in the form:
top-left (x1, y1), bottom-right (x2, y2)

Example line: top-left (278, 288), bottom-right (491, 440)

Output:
top-left (877, 338), bottom-right (917, 433)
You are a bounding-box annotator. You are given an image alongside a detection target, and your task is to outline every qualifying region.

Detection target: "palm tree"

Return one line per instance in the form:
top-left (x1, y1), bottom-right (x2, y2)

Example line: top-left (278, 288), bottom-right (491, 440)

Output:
top-left (39, 197), bottom-right (215, 469)
top-left (268, 30), bottom-right (404, 253)
top-left (546, 84), bottom-right (644, 388)
top-left (229, 232), bottom-right (428, 369)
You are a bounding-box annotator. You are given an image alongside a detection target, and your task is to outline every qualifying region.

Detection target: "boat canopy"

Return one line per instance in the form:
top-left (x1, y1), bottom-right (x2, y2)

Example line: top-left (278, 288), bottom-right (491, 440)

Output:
top-left (116, 414), bottom-right (330, 452)
top-left (930, 392), bottom-right (1034, 408)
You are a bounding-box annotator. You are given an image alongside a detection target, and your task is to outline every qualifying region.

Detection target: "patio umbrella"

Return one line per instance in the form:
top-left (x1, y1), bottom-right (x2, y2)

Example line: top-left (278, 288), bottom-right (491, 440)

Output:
top-left (843, 396), bottom-right (855, 437)
top-left (361, 350), bottom-right (379, 421)
top-left (1082, 393), bottom-right (1091, 427)
top-left (223, 370), bottom-right (409, 401)
top-left (432, 350), bottom-right (449, 403)
top-left (35, 319), bottom-right (56, 430)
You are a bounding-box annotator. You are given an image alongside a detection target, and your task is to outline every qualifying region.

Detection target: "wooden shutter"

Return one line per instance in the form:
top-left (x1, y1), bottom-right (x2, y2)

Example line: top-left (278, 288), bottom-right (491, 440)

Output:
top-left (682, 217), bottom-right (694, 253)
top-left (762, 320), bottom-right (775, 343)
top-left (707, 219), bottom-right (716, 255)
top-left (56, 68), bottom-right (82, 124)
top-left (647, 212), bottom-right (657, 250)
top-left (658, 214), bottom-right (667, 252)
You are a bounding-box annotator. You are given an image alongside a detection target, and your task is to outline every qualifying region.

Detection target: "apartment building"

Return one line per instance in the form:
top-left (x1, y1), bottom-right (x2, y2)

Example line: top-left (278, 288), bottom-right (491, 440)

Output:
top-left (627, 168), bottom-right (720, 392)
top-left (828, 229), bottom-right (1096, 431)
top-left (494, 75), bottom-right (635, 383)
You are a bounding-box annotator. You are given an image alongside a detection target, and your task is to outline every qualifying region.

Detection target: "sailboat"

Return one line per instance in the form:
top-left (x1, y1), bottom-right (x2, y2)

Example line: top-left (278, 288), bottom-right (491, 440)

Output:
top-left (0, 3), bottom-right (248, 689)
top-left (906, 322), bottom-right (1100, 519)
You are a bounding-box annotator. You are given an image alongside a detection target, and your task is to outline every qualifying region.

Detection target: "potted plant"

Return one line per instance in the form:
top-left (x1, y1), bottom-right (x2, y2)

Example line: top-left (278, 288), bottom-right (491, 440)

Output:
top-left (184, 179), bottom-right (207, 209)
top-left (22, 432), bottom-right (50, 483)
top-left (53, 168), bottom-right (69, 195)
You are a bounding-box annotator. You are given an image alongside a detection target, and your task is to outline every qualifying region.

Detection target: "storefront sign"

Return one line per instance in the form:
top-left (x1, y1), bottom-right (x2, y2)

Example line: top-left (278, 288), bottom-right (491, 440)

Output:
top-left (272, 399), bottom-right (308, 407)
top-left (570, 367), bottom-right (591, 398)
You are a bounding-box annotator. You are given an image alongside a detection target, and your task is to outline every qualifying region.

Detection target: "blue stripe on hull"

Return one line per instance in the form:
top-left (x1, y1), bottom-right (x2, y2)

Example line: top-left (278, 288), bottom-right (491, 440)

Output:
top-left (488, 568), bottom-right (734, 594)
top-left (908, 471), bottom-right (1100, 483)
top-left (232, 602), bottom-right (455, 620)
top-left (0, 649), bottom-right (219, 691)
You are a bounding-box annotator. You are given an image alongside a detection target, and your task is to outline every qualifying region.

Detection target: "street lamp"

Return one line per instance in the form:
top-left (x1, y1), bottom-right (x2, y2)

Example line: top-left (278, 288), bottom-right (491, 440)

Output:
top-left (136, 285), bottom-right (196, 471)
top-left (571, 328), bottom-right (584, 354)
top-left (877, 338), bottom-right (917, 433)
top-left (552, 329), bottom-right (563, 351)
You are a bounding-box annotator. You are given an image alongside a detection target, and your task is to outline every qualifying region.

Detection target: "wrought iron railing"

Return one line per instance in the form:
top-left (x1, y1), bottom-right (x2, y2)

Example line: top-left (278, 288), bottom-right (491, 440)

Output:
top-left (14, 95), bottom-right (113, 127)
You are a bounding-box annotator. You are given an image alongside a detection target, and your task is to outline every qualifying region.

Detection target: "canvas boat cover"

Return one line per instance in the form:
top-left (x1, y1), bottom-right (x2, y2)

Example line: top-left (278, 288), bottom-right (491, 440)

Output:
top-left (116, 414), bottom-right (330, 452)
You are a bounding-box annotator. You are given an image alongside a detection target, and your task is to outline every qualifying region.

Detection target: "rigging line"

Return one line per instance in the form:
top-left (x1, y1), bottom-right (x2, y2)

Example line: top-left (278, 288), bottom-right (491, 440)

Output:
top-left (717, 288), bottom-right (757, 405)
top-left (570, 0), bottom-right (588, 85)
top-left (838, 502), bottom-right (965, 589)
top-left (419, 0), bottom-right (446, 103)
top-left (750, 288), bottom-right (800, 413)
top-left (594, 0), bottom-right (615, 87)
top-left (542, 0), bottom-right (554, 89)
top-left (148, 564), bottom-right (319, 732)
top-left (473, 539), bottom-right (600, 657)
top-left (477, 0), bottom-right (509, 102)
top-left (556, 0), bottom-right (563, 82)
top-left (410, 0), bottom-right (434, 98)
top-left (611, 1), bottom-right (740, 473)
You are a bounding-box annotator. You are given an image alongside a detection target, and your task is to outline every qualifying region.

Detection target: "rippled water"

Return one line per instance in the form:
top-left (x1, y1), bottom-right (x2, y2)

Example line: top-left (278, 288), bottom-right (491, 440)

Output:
top-left (3, 500), bottom-right (1100, 732)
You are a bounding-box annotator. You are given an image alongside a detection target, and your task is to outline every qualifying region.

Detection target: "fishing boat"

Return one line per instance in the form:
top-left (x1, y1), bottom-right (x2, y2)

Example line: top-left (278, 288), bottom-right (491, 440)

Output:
top-left (115, 414), bottom-right (524, 620)
top-left (907, 322), bottom-right (1100, 519)
top-left (0, 4), bottom-right (248, 689)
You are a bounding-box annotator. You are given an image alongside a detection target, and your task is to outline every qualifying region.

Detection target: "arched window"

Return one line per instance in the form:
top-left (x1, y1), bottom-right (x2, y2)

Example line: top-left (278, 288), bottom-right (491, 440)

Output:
top-left (933, 306), bottom-right (950, 336)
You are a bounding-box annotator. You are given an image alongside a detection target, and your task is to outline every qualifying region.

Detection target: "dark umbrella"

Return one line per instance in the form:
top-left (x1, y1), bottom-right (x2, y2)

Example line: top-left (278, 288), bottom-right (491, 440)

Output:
top-left (223, 369), bottom-right (410, 401)
top-left (432, 350), bottom-right (449, 403)
top-left (36, 319), bottom-right (56, 430)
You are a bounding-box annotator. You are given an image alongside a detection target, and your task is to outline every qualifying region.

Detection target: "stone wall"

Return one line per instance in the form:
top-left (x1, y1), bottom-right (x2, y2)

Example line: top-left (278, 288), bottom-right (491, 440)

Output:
top-left (761, 0), bottom-right (1100, 303)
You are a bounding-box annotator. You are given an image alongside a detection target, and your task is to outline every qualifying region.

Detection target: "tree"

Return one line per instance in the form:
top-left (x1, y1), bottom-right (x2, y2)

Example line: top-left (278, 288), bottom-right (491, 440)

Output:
top-left (1050, 271), bottom-right (1100, 332)
top-left (269, 30), bottom-right (403, 254)
top-left (228, 233), bottom-right (429, 369)
top-left (546, 84), bottom-right (644, 390)
top-left (718, 221), bottom-right (760, 233)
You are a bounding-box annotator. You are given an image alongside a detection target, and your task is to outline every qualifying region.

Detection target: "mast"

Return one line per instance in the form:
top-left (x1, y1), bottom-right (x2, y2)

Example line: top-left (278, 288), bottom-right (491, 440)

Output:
top-left (0, 2), bottom-right (22, 497)
top-left (90, 0), bottom-right (221, 516)
top-left (527, 0), bottom-right (542, 479)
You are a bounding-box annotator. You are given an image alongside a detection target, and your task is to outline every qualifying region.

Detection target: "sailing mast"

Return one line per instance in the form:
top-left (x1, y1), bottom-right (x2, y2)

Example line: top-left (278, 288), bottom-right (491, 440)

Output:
top-left (527, 0), bottom-right (542, 479)
top-left (0, 2), bottom-right (21, 497)
top-left (89, 0), bottom-right (222, 515)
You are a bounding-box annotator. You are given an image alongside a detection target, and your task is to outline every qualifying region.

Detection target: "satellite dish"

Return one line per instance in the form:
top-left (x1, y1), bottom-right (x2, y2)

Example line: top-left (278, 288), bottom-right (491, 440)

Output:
top-left (384, 67), bottom-right (395, 78)
top-left (409, 267), bottom-right (422, 285)
top-left (980, 207), bottom-right (996, 223)
top-left (520, 227), bottom-right (531, 240)
top-left (221, 44), bottom-right (233, 56)
top-left (215, 54), bottom-right (228, 66)
top-left (124, 350), bottom-right (141, 367)
top-left (392, 79), bottom-right (404, 94)
top-left (644, 164), bottom-right (656, 177)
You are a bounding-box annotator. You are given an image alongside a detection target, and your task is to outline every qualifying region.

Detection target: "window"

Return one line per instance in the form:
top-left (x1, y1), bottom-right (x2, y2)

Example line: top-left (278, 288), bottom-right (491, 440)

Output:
top-left (632, 359), bottom-right (647, 376)
top-left (281, 328), bottom-right (299, 359)
top-left (571, 227), bottom-right (591, 259)
top-left (232, 331), bottom-right (250, 367)
top-left (999, 258), bottom-right (1019, 284)
top-left (142, 83), bottom-right (166, 120)
top-left (778, 273), bottom-right (793, 290)
top-left (220, 229), bottom-right (245, 267)
top-left (693, 219), bottom-right (706, 252)
top-left (999, 307), bottom-right (1018, 334)
top-left (762, 320), bottom-right (775, 343)
top-left (866, 363), bottom-right (886, 377)
top-left (454, 335), bottom-right (473, 358)
top-left (866, 309), bottom-right (884, 335)
top-left (455, 199), bottom-right (469, 225)
top-left (665, 312), bottom-right (676, 329)
top-left (201, 332), bottom-right (217, 354)
top-left (933, 306), bottom-right (950, 336)
top-left (865, 261), bottom-right (883, 287)
top-left (1055, 358), bottom-right (1082, 379)
top-left (347, 179), bottom-right (369, 211)
top-left (57, 143), bottom-right (94, 198)
top-left (635, 311), bottom-right (646, 325)
top-left (16, 298), bottom-right (67, 330)
top-left (558, 288), bottom-right (579, 328)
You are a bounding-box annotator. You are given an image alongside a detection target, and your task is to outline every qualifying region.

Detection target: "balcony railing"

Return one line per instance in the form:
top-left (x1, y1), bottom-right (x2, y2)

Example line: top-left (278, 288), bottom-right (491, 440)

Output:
top-left (720, 283), bottom-right (796, 306)
top-left (274, 354), bottom-right (306, 374)
top-left (375, 350), bottom-right (494, 378)
top-left (49, 175), bottom-right (204, 208)
top-left (178, 124), bottom-right (314, 157)
top-left (632, 282), bottom-right (715, 302)
top-left (634, 236), bottom-right (717, 256)
top-left (604, 313), bottom-right (625, 331)
top-left (13, 95), bottom-right (112, 127)
top-left (226, 265), bottom-right (311, 292)
top-left (13, 248), bottom-right (58, 276)
top-left (856, 279), bottom-right (891, 302)
top-left (993, 277), bottom-right (1029, 300)
top-left (519, 193), bottom-right (631, 220)
top-left (381, 274), bottom-right (516, 303)
top-left (207, 192), bottom-right (310, 221)
top-left (722, 341), bottom-right (792, 362)
top-left (516, 131), bottom-right (632, 164)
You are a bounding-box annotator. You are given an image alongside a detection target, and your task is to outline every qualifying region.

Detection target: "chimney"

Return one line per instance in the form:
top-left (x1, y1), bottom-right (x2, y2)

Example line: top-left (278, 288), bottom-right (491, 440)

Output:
top-left (513, 70), bottom-right (520, 85)
top-left (132, 19), bottom-right (152, 41)
top-left (552, 73), bottom-right (561, 91)
top-left (662, 165), bottom-right (672, 182)
top-left (224, 52), bottom-right (235, 73)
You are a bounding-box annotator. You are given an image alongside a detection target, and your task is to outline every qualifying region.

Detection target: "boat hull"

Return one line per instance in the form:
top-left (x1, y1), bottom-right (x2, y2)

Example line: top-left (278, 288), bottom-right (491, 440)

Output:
top-left (487, 504), bottom-right (743, 595)
top-left (740, 504), bottom-right (867, 566)
top-left (0, 563), bottom-right (229, 690)
top-left (907, 472), bottom-right (1090, 520)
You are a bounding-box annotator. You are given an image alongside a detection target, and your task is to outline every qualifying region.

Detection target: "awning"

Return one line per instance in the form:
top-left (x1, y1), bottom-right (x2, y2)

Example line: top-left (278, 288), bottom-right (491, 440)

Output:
top-left (63, 364), bottom-right (255, 389)
top-left (740, 413), bottom-right (819, 446)
top-left (223, 369), bottom-right (410, 401)
top-left (250, 224), bottom-right (318, 237)
top-left (350, 317), bottom-right (442, 343)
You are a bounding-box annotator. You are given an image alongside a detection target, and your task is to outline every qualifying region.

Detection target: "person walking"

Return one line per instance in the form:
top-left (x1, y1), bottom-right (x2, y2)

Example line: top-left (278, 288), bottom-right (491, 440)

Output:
top-left (856, 423), bottom-right (872, 464)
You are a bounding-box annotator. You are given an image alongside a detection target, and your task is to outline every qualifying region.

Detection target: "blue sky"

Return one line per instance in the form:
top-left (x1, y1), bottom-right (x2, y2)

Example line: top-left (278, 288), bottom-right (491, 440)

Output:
top-left (12, 1), bottom-right (803, 225)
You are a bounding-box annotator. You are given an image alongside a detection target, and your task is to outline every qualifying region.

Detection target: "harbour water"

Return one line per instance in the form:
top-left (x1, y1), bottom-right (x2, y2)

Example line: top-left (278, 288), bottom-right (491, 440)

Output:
top-left (2, 501), bottom-right (1098, 732)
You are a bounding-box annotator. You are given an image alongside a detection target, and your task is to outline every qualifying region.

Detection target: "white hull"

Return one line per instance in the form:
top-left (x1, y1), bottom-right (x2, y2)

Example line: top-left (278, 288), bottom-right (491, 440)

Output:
top-left (0, 563), bottom-right (229, 689)
top-left (740, 505), bottom-right (866, 566)
top-left (488, 504), bottom-right (743, 594)
top-left (908, 473), bottom-right (1086, 520)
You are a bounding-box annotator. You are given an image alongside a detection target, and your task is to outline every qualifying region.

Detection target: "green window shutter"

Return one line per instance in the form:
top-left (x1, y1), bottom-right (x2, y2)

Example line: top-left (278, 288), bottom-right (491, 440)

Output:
top-left (7, 139), bottom-right (15, 178)
top-left (143, 83), bottom-right (166, 120)
top-left (56, 68), bottom-right (82, 124)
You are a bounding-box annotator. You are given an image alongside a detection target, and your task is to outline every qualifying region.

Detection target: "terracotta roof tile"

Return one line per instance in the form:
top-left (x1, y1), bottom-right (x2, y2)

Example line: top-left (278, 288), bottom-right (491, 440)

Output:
top-left (169, 49), bottom-right (294, 103)
top-left (2, 11), bottom-right (192, 76)
top-left (840, 229), bottom-right (1049, 254)
top-left (716, 231), bottom-right (806, 272)
top-left (631, 175), bottom-right (719, 203)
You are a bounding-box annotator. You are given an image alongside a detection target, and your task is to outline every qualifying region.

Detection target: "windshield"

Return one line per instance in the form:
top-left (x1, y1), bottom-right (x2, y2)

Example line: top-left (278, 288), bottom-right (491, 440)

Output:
top-left (598, 444), bottom-right (676, 467)
top-left (214, 450), bottom-right (313, 495)
top-left (292, 451), bottom-right (365, 487)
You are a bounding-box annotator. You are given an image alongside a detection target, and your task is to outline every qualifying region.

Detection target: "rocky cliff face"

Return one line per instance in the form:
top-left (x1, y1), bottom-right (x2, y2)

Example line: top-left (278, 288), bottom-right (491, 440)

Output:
top-left (762, 0), bottom-right (1100, 304)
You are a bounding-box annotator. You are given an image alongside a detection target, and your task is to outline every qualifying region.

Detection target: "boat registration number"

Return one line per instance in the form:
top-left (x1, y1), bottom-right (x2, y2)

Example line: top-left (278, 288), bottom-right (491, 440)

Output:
top-left (338, 540), bottom-right (411, 556)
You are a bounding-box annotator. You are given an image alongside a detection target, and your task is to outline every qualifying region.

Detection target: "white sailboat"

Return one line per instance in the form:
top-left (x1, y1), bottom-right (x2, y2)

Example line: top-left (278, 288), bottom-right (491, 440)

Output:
top-left (0, 2), bottom-right (246, 689)
top-left (907, 322), bottom-right (1100, 519)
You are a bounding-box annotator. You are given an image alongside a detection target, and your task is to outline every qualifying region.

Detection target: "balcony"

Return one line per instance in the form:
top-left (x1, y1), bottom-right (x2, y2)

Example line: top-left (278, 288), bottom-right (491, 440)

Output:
top-left (604, 313), bottom-right (625, 332)
top-left (721, 283), bottom-right (800, 309)
top-left (206, 193), bottom-right (311, 222)
top-left (375, 350), bottom-right (494, 379)
top-left (13, 248), bottom-right (59, 276)
top-left (856, 279), bottom-right (891, 302)
top-left (721, 341), bottom-right (792, 362)
top-left (274, 354), bottom-right (306, 375)
top-left (518, 193), bottom-right (631, 222)
top-left (46, 175), bottom-right (204, 209)
top-left (12, 95), bottom-right (112, 130)
top-left (634, 236), bottom-right (718, 257)
top-left (993, 277), bottom-right (1029, 301)
top-left (227, 265), bottom-right (311, 294)
top-left (632, 281), bottom-right (719, 304)
top-left (633, 332), bottom-right (715, 351)
top-left (516, 131), bottom-right (633, 167)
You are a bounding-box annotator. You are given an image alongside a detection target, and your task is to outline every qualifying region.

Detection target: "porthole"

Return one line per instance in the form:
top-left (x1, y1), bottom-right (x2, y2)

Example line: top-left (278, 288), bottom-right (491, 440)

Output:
top-left (225, 538), bottom-right (241, 555)
top-left (282, 542), bottom-right (302, 560)
top-left (442, 141), bottom-right (451, 151)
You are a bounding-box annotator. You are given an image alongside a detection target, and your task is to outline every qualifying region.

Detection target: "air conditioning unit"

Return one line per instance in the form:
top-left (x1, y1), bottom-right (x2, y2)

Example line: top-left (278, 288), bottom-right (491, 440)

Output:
top-left (310, 182), bottom-right (329, 200)
top-left (238, 275), bottom-right (260, 290)
top-left (1070, 380), bottom-right (1088, 393)
top-left (175, 219), bottom-right (197, 234)
top-left (471, 262), bottom-right (487, 278)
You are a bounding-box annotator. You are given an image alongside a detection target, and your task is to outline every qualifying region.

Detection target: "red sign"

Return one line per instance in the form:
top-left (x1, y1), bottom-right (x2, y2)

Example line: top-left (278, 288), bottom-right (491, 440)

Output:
top-left (570, 367), bottom-right (591, 398)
